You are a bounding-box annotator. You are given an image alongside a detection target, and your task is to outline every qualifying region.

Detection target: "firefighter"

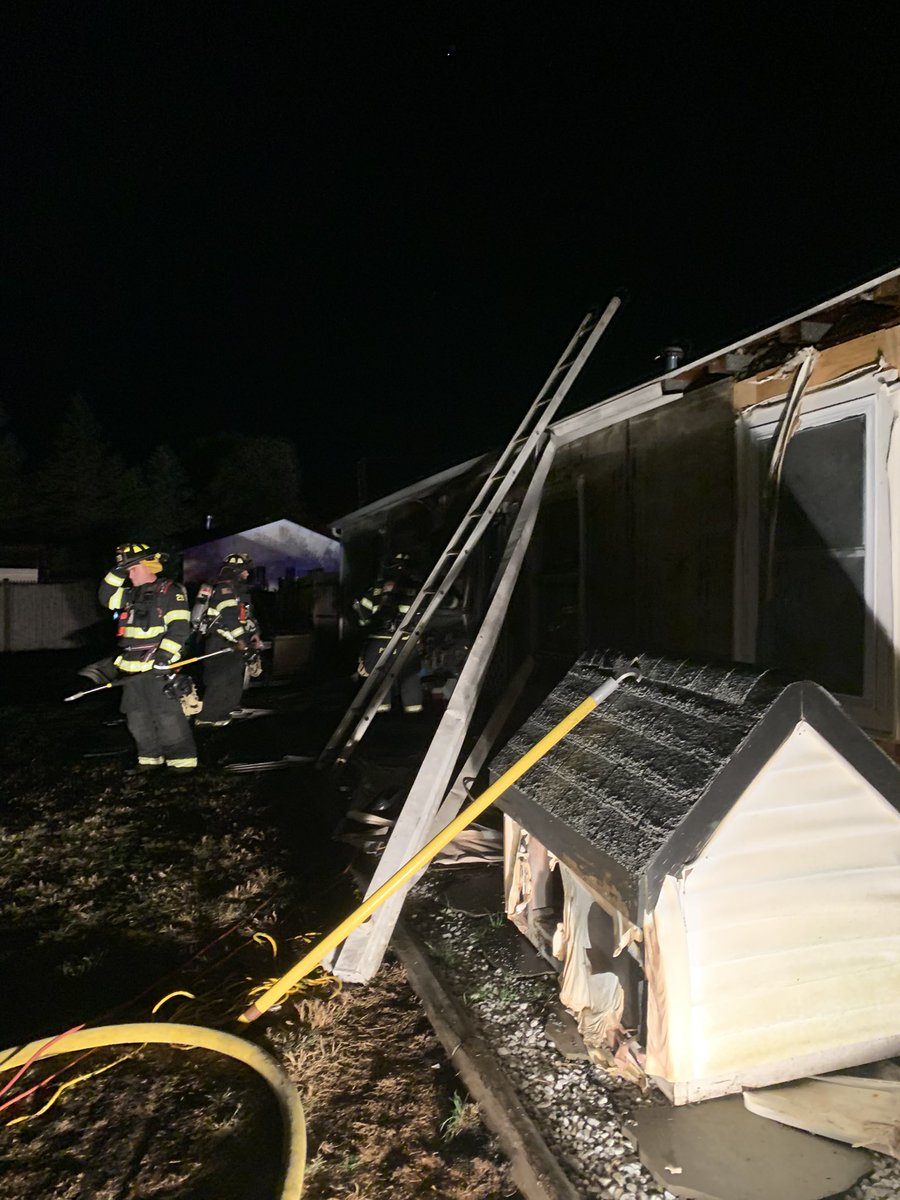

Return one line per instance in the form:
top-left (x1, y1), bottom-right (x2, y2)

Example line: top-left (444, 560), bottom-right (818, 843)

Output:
top-left (354, 552), bottom-right (425, 715)
top-left (98, 543), bottom-right (198, 772)
top-left (195, 553), bottom-right (262, 726)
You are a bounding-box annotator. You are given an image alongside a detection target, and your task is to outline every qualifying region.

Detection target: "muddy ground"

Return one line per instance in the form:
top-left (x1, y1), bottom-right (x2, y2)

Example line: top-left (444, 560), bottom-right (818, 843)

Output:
top-left (0, 653), bottom-right (517, 1199)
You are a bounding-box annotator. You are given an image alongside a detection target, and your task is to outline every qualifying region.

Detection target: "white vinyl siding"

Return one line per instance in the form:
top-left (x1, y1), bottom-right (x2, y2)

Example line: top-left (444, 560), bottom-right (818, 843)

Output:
top-left (676, 721), bottom-right (900, 1089)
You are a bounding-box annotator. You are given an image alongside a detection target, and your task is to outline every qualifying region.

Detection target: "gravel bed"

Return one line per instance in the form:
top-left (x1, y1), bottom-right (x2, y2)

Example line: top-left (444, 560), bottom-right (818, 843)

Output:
top-left (408, 874), bottom-right (900, 1200)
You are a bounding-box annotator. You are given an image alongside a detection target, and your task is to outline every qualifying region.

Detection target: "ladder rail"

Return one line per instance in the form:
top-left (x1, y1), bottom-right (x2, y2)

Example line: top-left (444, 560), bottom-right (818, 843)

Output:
top-left (317, 296), bottom-right (621, 766)
top-left (434, 301), bottom-right (619, 559)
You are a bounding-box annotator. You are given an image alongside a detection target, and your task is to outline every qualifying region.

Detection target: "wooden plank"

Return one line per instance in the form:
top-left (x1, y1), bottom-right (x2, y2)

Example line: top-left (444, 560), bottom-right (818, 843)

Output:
top-left (430, 655), bottom-right (534, 834)
top-left (332, 442), bottom-right (556, 983)
top-left (392, 919), bottom-right (582, 1200)
top-left (733, 322), bottom-right (900, 411)
top-left (744, 1073), bottom-right (900, 1158)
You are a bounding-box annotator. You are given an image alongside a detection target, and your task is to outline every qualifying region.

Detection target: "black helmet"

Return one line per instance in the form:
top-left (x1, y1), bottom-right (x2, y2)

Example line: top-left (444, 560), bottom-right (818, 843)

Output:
top-left (116, 543), bottom-right (165, 572)
top-left (223, 552), bottom-right (253, 570)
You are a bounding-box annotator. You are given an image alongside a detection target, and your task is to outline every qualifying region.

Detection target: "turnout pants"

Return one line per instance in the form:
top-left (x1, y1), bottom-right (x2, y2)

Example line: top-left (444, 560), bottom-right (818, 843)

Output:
top-left (363, 636), bottom-right (423, 714)
top-left (201, 639), bottom-right (245, 722)
top-left (121, 672), bottom-right (198, 770)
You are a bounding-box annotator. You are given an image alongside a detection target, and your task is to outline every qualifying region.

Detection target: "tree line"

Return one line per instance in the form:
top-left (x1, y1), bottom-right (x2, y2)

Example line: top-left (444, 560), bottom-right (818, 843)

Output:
top-left (0, 396), bottom-right (307, 577)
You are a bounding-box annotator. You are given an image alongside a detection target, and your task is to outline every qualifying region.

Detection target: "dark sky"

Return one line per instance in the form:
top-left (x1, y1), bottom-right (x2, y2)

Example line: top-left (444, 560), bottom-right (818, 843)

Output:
top-left (4, 6), bottom-right (899, 517)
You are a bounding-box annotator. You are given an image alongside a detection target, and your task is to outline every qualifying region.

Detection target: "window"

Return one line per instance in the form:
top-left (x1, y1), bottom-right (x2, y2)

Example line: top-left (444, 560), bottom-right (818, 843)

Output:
top-left (736, 379), bottom-right (893, 731)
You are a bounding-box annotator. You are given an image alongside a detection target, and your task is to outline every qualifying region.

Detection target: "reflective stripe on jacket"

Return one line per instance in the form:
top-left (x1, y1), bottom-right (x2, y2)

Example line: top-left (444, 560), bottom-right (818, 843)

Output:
top-left (98, 573), bottom-right (191, 672)
top-left (356, 577), bottom-right (419, 636)
top-left (205, 581), bottom-right (253, 644)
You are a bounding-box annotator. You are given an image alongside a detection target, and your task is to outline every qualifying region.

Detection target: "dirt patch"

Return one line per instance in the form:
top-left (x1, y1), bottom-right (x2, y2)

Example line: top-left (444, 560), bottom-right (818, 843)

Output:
top-left (0, 687), bottom-right (517, 1198)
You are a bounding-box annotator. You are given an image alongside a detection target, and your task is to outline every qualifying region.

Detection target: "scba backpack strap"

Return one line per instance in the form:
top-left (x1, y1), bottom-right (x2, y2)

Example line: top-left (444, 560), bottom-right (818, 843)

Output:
top-left (190, 582), bottom-right (215, 636)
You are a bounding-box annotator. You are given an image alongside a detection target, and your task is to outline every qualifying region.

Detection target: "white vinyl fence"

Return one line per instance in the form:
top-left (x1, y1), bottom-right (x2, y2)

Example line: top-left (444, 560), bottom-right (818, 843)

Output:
top-left (0, 581), bottom-right (104, 652)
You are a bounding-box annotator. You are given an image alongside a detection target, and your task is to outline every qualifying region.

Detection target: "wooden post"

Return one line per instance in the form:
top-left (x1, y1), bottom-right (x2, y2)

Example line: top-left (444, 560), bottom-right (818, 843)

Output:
top-left (332, 442), bottom-right (556, 982)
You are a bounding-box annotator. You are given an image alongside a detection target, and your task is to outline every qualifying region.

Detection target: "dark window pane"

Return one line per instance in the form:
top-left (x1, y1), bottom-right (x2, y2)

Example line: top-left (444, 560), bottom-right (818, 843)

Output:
top-left (775, 415), bottom-right (865, 550)
top-left (757, 413), bottom-right (867, 696)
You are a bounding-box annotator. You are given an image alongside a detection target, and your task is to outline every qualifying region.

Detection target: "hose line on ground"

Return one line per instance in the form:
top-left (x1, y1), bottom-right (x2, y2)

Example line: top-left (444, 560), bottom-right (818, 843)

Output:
top-left (0, 1022), bottom-right (305, 1200)
top-left (240, 667), bottom-right (639, 1023)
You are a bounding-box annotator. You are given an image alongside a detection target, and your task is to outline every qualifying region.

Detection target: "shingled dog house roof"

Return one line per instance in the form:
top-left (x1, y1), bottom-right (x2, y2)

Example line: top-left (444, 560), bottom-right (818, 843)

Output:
top-left (493, 653), bottom-right (900, 925)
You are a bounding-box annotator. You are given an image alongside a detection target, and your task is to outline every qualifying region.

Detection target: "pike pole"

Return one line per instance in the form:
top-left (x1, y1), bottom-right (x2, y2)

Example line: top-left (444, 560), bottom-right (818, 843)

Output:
top-left (63, 648), bottom-right (236, 702)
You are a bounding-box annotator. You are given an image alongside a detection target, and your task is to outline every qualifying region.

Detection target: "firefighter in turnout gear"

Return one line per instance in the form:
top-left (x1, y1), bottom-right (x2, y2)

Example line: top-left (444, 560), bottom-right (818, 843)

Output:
top-left (195, 553), bottom-right (263, 726)
top-left (354, 552), bottom-right (424, 715)
top-left (98, 544), bottom-right (198, 771)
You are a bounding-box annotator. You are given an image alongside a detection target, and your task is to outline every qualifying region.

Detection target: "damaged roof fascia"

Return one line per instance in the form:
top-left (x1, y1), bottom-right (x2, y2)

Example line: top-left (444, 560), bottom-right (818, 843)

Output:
top-left (329, 452), bottom-right (491, 535)
top-left (332, 266), bottom-right (900, 529)
top-left (554, 266), bottom-right (900, 444)
top-left (734, 323), bottom-right (900, 412)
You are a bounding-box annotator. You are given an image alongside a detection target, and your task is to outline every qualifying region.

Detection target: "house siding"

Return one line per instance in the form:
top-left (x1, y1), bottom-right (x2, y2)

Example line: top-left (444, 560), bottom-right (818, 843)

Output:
top-left (528, 379), bottom-right (736, 672)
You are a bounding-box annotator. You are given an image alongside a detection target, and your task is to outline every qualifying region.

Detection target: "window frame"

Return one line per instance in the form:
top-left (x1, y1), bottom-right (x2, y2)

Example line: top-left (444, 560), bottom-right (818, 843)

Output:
top-left (734, 375), bottom-right (893, 732)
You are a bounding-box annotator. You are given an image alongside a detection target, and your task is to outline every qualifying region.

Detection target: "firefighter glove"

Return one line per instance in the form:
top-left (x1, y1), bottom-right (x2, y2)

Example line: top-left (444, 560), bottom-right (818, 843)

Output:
top-left (155, 666), bottom-right (191, 701)
top-left (246, 652), bottom-right (263, 678)
top-left (180, 682), bottom-right (203, 717)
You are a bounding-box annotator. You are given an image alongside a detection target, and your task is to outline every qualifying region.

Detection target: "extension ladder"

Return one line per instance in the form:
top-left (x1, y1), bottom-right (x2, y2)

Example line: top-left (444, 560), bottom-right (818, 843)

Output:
top-left (317, 296), bottom-right (621, 767)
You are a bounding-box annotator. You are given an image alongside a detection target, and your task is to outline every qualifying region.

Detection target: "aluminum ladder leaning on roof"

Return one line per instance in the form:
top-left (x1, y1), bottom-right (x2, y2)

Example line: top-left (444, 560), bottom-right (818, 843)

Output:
top-left (317, 295), bottom-right (622, 768)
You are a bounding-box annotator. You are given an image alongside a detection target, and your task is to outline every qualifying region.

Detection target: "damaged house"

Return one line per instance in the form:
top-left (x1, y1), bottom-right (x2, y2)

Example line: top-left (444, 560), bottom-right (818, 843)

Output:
top-left (329, 268), bottom-right (900, 1096)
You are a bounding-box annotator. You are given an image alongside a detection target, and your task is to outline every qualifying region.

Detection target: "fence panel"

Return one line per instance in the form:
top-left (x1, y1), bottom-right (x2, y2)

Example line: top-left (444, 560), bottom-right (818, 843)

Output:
top-left (0, 581), bottom-right (104, 652)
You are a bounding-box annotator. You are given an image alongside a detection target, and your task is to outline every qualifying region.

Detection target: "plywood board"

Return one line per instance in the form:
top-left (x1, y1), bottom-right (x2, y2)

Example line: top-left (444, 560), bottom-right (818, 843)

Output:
top-left (744, 1074), bottom-right (900, 1159)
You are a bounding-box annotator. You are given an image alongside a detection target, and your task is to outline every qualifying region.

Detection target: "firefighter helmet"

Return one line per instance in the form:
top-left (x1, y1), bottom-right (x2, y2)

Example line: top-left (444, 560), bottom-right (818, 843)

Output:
top-left (116, 543), bottom-right (165, 572)
top-left (220, 552), bottom-right (253, 581)
top-left (223, 552), bottom-right (253, 569)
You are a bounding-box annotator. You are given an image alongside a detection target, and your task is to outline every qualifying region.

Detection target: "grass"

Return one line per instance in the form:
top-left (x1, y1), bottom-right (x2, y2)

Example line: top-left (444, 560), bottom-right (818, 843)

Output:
top-left (464, 979), bottom-right (522, 1006)
top-left (425, 937), bottom-right (460, 966)
top-left (0, 693), bottom-right (517, 1200)
top-left (441, 1091), bottom-right (481, 1141)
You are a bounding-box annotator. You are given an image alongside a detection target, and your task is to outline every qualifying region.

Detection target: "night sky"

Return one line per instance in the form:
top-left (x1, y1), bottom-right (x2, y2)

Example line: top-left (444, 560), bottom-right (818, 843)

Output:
top-left (4, 6), bottom-right (899, 517)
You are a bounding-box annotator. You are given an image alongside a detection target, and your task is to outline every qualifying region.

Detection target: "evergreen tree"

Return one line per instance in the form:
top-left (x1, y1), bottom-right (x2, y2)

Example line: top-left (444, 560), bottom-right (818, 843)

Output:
top-left (140, 443), bottom-right (197, 542)
top-left (34, 395), bottom-right (130, 542)
top-left (204, 435), bottom-right (302, 530)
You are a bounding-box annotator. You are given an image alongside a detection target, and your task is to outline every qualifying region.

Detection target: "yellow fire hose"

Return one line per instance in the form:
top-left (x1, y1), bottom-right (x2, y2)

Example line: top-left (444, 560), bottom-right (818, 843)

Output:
top-left (0, 1023), bottom-right (306, 1200)
top-left (4, 667), bottom-right (635, 1198)
top-left (239, 667), bottom-right (637, 1023)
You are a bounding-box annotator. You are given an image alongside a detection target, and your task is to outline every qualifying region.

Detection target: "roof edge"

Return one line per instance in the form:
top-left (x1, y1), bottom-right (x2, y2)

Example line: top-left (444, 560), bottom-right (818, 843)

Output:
top-left (331, 265), bottom-right (900, 527)
top-left (329, 452), bottom-right (491, 532)
top-left (643, 680), bottom-right (900, 912)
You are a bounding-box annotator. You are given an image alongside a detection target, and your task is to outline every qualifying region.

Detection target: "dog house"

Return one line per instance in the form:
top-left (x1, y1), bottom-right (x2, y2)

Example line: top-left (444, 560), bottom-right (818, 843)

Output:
top-left (495, 654), bottom-right (900, 1103)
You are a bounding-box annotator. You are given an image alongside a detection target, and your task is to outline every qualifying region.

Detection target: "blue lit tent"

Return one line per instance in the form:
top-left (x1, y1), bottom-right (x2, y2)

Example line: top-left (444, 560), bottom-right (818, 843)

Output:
top-left (182, 519), bottom-right (340, 589)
